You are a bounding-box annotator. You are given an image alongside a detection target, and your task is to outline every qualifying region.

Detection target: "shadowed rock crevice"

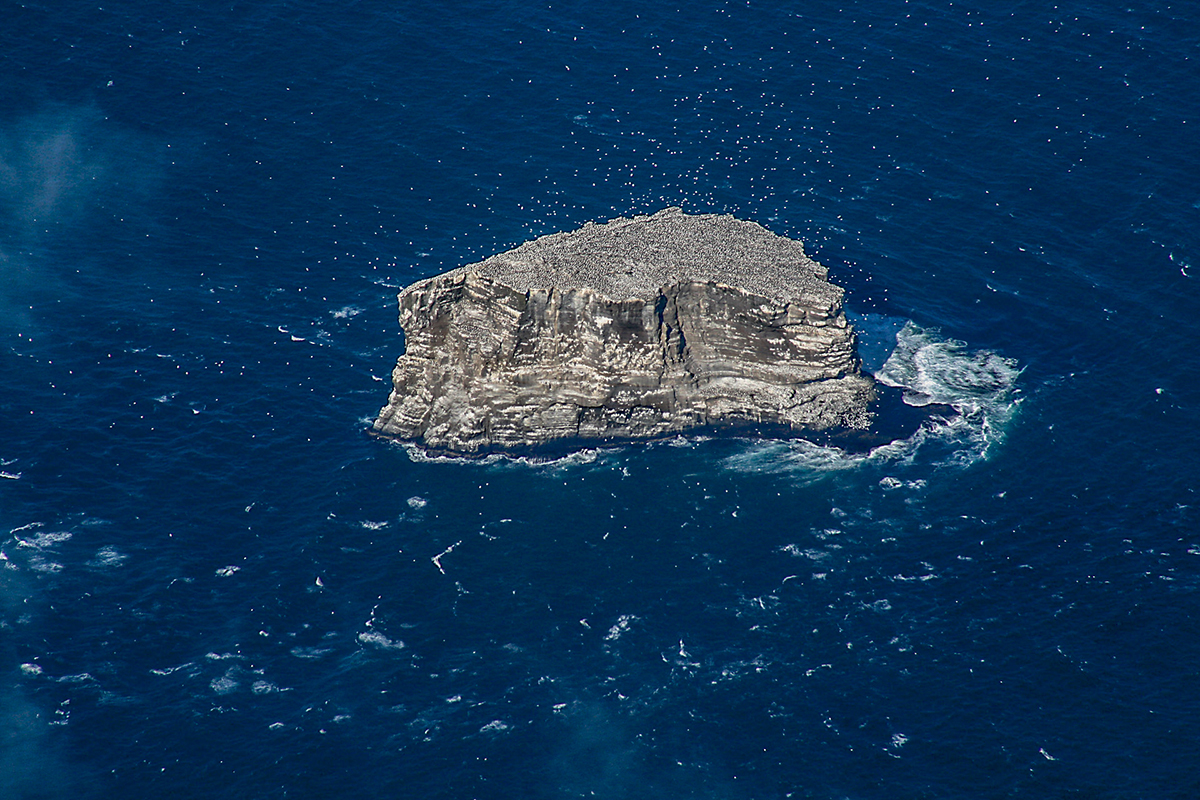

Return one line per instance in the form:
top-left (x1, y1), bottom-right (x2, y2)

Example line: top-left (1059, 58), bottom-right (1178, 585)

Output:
top-left (373, 208), bottom-right (875, 453)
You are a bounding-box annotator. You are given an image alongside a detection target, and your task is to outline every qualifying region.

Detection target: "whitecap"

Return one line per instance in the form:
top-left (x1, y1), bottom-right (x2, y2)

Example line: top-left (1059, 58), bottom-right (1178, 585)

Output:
top-left (215, 565), bottom-right (240, 577)
top-left (406, 496), bottom-right (427, 510)
top-left (88, 545), bottom-right (127, 568)
top-left (17, 531), bottom-right (72, 549)
top-left (604, 614), bottom-right (637, 642)
top-left (289, 646), bottom-right (333, 659)
top-left (150, 663), bottom-right (196, 676)
top-left (210, 676), bottom-right (238, 695)
top-left (357, 630), bottom-right (405, 650)
top-left (480, 720), bottom-right (510, 733)
top-left (55, 672), bottom-right (96, 684)
top-left (29, 556), bottom-right (64, 573)
top-left (252, 680), bottom-right (288, 695)
top-left (19, 663), bottom-right (42, 676)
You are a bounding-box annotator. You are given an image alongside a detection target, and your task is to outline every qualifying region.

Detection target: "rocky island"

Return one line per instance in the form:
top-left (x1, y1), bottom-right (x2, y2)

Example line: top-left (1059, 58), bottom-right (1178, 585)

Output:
top-left (372, 207), bottom-right (875, 454)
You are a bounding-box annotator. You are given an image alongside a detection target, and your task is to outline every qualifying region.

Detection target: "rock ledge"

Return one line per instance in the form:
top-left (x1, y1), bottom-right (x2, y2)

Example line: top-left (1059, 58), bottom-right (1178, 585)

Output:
top-left (373, 208), bottom-right (874, 453)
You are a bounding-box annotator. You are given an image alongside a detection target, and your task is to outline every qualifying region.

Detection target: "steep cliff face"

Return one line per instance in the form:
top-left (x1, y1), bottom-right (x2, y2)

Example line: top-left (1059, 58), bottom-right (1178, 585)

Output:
top-left (373, 208), bottom-right (874, 453)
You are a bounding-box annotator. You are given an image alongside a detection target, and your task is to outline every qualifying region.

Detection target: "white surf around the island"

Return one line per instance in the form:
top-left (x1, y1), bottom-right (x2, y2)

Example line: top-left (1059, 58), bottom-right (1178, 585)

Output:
top-left (722, 317), bottom-right (1022, 477)
top-left (397, 315), bottom-right (1021, 474)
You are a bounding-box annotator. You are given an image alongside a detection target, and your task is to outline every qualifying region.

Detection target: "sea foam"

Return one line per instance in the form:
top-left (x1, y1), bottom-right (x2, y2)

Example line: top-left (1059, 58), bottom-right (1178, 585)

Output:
top-left (723, 320), bottom-right (1021, 476)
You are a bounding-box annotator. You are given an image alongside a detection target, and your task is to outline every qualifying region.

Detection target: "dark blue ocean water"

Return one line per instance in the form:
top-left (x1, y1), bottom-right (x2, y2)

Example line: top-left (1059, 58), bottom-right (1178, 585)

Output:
top-left (3, 2), bottom-right (1199, 798)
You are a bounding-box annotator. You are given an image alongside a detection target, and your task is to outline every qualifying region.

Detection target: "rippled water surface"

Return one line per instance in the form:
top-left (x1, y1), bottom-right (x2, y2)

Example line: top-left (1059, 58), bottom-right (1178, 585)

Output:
top-left (2, 2), bottom-right (1199, 798)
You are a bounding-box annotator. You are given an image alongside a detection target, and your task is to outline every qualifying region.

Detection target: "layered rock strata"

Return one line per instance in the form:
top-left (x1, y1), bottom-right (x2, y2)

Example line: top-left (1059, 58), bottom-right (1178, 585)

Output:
top-left (373, 207), bottom-right (874, 453)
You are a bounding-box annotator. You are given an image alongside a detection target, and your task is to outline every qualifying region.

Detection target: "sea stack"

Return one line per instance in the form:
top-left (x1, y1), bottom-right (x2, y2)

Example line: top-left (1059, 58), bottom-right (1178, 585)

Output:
top-left (373, 207), bottom-right (875, 453)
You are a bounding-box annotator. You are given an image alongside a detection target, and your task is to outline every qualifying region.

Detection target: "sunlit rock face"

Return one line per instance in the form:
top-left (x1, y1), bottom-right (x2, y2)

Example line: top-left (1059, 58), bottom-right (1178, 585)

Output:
top-left (373, 208), bottom-right (874, 453)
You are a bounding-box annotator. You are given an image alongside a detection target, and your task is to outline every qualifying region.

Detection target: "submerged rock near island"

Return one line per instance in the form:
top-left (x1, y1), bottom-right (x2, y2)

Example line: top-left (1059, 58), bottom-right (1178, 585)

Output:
top-left (373, 207), bottom-right (875, 454)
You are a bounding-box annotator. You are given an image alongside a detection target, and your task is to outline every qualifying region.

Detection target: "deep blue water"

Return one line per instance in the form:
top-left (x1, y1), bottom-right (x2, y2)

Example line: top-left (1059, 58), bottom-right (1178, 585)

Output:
top-left (3, 1), bottom-right (1199, 797)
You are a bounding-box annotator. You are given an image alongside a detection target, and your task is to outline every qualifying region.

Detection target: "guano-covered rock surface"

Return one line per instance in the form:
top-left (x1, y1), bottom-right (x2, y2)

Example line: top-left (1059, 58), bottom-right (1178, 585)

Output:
top-left (373, 208), bottom-right (874, 453)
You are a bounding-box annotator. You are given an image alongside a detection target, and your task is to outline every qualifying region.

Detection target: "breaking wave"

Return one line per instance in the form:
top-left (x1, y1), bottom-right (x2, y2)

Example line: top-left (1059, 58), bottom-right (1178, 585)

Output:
top-left (875, 321), bottom-right (1020, 415)
top-left (724, 320), bottom-right (1022, 476)
top-left (875, 321), bottom-right (1022, 459)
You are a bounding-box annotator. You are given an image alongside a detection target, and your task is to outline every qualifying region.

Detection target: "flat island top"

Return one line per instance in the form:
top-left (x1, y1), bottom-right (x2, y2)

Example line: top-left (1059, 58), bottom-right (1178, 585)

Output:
top-left (445, 207), bottom-right (839, 304)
